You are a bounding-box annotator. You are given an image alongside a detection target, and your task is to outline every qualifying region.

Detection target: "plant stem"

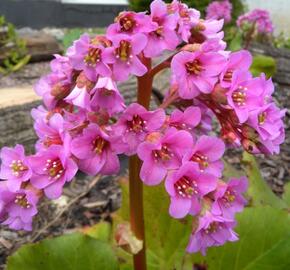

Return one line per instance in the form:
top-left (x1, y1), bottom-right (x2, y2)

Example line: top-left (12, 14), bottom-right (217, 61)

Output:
top-left (129, 57), bottom-right (152, 270)
top-left (149, 55), bottom-right (172, 77)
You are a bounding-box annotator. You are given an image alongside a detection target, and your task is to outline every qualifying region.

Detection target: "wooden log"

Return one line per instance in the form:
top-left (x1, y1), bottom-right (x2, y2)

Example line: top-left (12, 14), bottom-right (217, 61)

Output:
top-left (21, 33), bottom-right (62, 62)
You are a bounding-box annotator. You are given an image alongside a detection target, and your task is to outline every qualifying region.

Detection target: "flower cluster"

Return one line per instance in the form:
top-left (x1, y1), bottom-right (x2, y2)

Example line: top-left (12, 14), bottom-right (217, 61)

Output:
top-left (237, 9), bottom-right (274, 34)
top-left (0, 0), bottom-right (285, 255)
top-left (206, 0), bottom-right (232, 23)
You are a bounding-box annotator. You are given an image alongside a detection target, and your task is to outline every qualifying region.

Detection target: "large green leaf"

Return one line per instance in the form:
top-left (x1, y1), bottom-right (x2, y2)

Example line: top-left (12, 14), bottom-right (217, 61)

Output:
top-left (250, 55), bottom-right (276, 78)
top-left (192, 206), bottom-right (290, 270)
top-left (115, 178), bottom-right (192, 270)
top-left (242, 152), bottom-right (286, 209)
top-left (81, 221), bottom-right (112, 242)
top-left (228, 32), bottom-right (243, 51)
top-left (7, 232), bottom-right (119, 270)
top-left (282, 182), bottom-right (290, 207)
top-left (143, 184), bottom-right (192, 270)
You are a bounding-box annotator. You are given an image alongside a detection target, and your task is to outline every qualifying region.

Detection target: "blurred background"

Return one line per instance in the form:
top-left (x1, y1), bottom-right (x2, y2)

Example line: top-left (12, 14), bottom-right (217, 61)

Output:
top-left (1, 0), bottom-right (290, 33)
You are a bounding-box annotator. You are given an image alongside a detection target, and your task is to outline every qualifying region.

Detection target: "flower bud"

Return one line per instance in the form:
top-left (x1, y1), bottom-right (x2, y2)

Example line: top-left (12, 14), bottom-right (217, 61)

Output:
top-left (181, 43), bottom-right (201, 52)
top-left (211, 84), bottom-right (228, 105)
top-left (242, 139), bottom-right (259, 154)
top-left (51, 83), bottom-right (71, 100)
top-left (87, 110), bottom-right (110, 126)
top-left (76, 72), bottom-right (95, 92)
top-left (241, 125), bottom-right (259, 141)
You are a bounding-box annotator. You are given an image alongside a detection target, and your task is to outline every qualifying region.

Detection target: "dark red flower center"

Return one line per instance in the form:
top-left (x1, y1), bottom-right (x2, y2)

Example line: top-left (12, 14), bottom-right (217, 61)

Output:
top-left (190, 152), bottom-right (209, 171)
top-left (92, 136), bottom-right (108, 154)
top-left (258, 112), bottom-right (267, 125)
top-left (9, 160), bottom-right (28, 177)
top-left (44, 158), bottom-right (64, 180)
top-left (115, 40), bottom-right (132, 62)
top-left (174, 176), bottom-right (199, 198)
top-left (43, 135), bottom-right (63, 148)
top-left (223, 189), bottom-right (236, 204)
top-left (14, 194), bottom-right (31, 209)
top-left (185, 60), bottom-right (203, 75)
top-left (119, 14), bottom-right (136, 32)
top-left (153, 145), bottom-right (173, 162)
top-left (232, 86), bottom-right (248, 106)
top-left (127, 114), bottom-right (146, 133)
top-left (84, 47), bottom-right (102, 66)
top-left (205, 222), bottom-right (220, 234)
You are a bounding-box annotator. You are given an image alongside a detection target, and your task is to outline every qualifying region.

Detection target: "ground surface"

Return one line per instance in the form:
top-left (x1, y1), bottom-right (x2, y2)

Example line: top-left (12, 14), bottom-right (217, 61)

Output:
top-left (0, 60), bottom-right (289, 269)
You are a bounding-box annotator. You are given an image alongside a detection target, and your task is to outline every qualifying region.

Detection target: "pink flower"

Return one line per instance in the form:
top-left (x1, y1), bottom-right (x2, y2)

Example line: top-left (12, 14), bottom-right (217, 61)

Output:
top-left (248, 103), bottom-right (286, 142)
top-left (227, 72), bottom-right (266, 123)
top-left (165, 162), bottom-right (217, 218)
top-left (29, 145), bottom-right (78, 199)
top-left (64, 72), bottom-right (96, 110)
top-left (183, 135), bottom-right (225, 177)
top-left (34, 113), bottom-right (65, 151)
top-left (189, 18), bottom-right (224, 44)
top-left (199, 19), bottom-right (225, 41)
top-left (50, 54), bottom-right (73, 78)
top-left (34, 54), bottom-right (75, 109)
top-left (219, 50), bottom-right (252, 88)
top-left (137, 128), bottom-right (193, 185)
top-left (247, 103), bottom-right (286, 154)
top-left (34, 74), bottom-right (71, 109)
top-left (70, 124), bottom-right (120, 175)
top-left (171, 50), bottom-right (226, 98)
top-left (31, 105), bottom-right (49, 123)
top-left (168, 106), bottom-right (201, 132)
top-left (168, 1), bottom-right (200, 42)
top-left (67, 34), bottom-right (113, 81)
top-left (90, 77), bottom-right (125, 115)
top-left (237, 9), bottom-right (274, 34)
top-left (106, 34), bottom-right (148, 81)
top-left (143, 0), bottom-right (179, 57)
top-left (0, 182), bottom-right (39, 231)
top-left (212, 177), bottom-right (248, 218)
top-left (259, 128), bottom-right (285, 155)
top-left (107, 11), bottom-right (156, 36)
top-left (201, 38), bottom-right (227, 55)
top-left (0, 145), bottom-right (32, 192)
top-left (114, 103), bottom-right (166, 155)
top-left (193, 100), bottom-right (214, 133)
top-left (206, 0), bottom-right (232, 23)
top-left (187, 211), bottom-right (238, 255)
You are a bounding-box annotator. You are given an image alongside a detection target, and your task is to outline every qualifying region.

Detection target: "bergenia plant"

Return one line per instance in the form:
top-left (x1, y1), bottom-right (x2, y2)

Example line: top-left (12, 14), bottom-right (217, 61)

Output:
top-left (237, 8), bottom-right (274, 49)
top-left (0, 1), bottom-right (286, 269)
top-left (237, 9), bottom-right (274, 34)
top-left (206, 0), bottom-right (233, 23)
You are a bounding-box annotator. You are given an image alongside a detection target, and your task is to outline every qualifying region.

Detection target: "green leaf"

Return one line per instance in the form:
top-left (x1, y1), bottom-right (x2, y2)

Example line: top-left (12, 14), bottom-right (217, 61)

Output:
top-left (223, 160), bottom-right (244, 179)
top-left (250, 55), bottom-right (276, 78)
top-left (242, 152), bottom-right (286, 209)
top-left (81, 222), bottom-right (112, 242)
top-left (143, 184), bottom-right (192, 270)
top-left (228, 31), bottom-right (243, 51)
top-left (7, 232), bottom-right (119, 270)
top-left (282, 182), bottom-right (290, 207)
top-left (193, 206), bottom-right (290, 270)
top-left (10, 55), bottom-right (31, 72)
top-left (115, 178), bottom-right (192, 270)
